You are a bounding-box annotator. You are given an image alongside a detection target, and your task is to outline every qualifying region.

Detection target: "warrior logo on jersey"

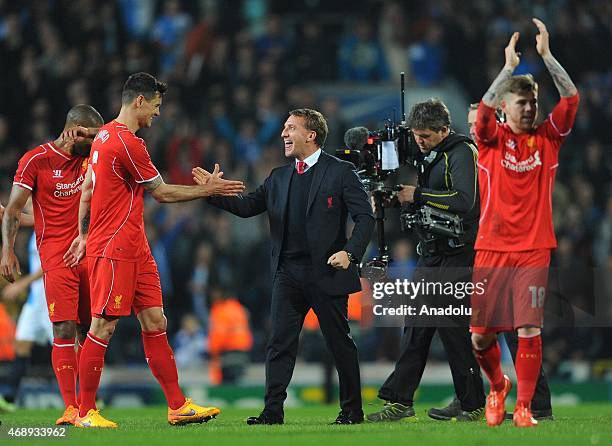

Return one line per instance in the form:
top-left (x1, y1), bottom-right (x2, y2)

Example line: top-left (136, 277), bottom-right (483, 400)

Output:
top-left (52, 169), bottom-right (62, 178)
top-left (505, 139), bottom-right (517, 150)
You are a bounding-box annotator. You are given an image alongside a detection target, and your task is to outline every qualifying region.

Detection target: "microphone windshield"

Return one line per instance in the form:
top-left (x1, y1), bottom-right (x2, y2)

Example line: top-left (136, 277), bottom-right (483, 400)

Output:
top-left (344, 127), bottom-right (369, 151)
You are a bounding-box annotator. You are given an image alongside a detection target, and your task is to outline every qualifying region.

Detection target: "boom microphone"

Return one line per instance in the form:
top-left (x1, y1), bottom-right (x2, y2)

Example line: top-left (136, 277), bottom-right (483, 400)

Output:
top-left (343, 126), bottom-right (369, 151)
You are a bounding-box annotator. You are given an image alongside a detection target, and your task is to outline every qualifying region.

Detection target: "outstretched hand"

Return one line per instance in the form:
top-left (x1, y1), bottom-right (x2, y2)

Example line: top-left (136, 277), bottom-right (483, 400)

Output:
top-left (2, 278), bottom-right (28, 301)
top-left (192, 164), bottom-right (222, 185)
top-left (504, 32), bottom-right (521, 70)
top-left (533, 18), bottom-right (551, 57)
top-left (192, 164), bottom-right (245, 196)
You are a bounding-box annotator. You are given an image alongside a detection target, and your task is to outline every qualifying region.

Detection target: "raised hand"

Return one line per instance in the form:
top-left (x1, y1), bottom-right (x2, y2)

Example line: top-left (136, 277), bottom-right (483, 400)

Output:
top-left (192, 164), bottom-right (245, 196)
top-left (192, 164), bottom-right (223, 185)
top-left (60, 126), bottom-right (89, 147)
top-left (533, 18), bottom-right (550, 57)
top-left (504, 32), bottom-right (521, 69)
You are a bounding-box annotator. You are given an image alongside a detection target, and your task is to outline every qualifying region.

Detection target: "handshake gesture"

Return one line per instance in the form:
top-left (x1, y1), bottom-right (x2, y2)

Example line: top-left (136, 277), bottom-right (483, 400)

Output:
top-left (192, 164), bottom-right (245, 197)
top-left (504, 18), bottom-right (551, 70)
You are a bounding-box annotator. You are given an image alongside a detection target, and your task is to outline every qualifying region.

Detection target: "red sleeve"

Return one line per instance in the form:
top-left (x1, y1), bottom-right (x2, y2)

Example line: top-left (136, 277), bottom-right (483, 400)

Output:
top-left (116, 131), bottom-right (160, 183)
top-left (13, 148), bottom-right (43, 191)
top-left (544, 93), bottom-right (580, 140)
top-left (475, 102), bottom-right (499, 146)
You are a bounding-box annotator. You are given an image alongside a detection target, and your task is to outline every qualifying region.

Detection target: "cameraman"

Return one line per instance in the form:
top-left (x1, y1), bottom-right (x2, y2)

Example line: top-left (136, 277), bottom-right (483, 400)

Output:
top-left (367, 98), bottom-right (485, 422)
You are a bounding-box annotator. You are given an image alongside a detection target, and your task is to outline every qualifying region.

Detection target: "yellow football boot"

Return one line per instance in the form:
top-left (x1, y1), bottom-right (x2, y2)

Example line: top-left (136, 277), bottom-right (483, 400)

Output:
top-left (74, 409), bottom-right (118, 428)
top-left (168, 398), bottom-right (221, 425)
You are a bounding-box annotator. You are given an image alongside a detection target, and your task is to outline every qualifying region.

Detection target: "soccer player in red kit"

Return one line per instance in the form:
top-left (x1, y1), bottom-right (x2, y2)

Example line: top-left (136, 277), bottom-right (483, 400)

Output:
top-left (470, 19), bottom-right (579, 427)
top-left (64, 72), bottom-right (245, 428)
top-left (1, 105), bottom-right (104, 425)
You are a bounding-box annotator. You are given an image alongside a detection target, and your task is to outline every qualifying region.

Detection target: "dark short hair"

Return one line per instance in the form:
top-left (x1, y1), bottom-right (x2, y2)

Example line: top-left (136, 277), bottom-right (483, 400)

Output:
top-left (122, 72), bottom-right (168, 104)
top-left (502, 74), bottom-right (538, 97)
top-left (65, 104), bottom-right (104, 128)
top-left (407, 98), bottom-right (451, 131)
top-left (289, 108), bottom-right (328, 147)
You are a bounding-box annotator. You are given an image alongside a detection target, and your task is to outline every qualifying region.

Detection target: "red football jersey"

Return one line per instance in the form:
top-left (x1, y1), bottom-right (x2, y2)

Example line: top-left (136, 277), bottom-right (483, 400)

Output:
top-left (86, 121), bottom-right (160, 261)
top-left (13, 142), bottom-right (89, 271)
top-left (474, 94), bottom-right (579, 251)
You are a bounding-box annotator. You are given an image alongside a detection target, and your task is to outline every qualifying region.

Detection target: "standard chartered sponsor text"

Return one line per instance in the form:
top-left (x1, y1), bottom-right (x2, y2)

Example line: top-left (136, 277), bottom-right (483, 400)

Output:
top-left (54, 175), bottom-right (85, 197)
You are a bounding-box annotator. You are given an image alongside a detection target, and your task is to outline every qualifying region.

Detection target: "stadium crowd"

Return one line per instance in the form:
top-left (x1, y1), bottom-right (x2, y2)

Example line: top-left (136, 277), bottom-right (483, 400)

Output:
top-left (0, 0), bottom-right (610, 379)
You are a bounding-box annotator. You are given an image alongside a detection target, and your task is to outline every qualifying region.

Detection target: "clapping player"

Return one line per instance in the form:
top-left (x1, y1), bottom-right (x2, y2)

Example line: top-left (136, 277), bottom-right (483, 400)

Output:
top-left (470, 19), bottom-right (579, 427)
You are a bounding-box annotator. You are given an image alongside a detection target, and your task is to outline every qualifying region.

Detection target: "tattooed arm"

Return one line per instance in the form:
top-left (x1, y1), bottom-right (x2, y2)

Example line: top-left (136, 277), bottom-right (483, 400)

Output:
top-left (0, 202), bottom-right (34, 227)
top-left (1, 186), bottom-right (31, 282)
top-left (64, 165), bottom-right (93, 267)
top-left (79, 165), bottom-right (93, 237)
top-left (482, 32), bottom-right (521, 107)
top-left (146, 164), bottom-right (245, 203)
top-left (533, 18), bottom-right (577, 97)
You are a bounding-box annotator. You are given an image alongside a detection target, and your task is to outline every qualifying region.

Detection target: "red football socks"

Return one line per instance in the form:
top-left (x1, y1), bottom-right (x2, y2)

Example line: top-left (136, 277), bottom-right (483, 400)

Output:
top-left (52, 338), bottom-right (78, 408)
top-left (75, 340), bottom-right (82, 407)
top-left (142, 330), bottom-right (185, 410)
top-left (516, 335), bottom-right (542, 408)
top-left (474, 340), bottom-right (505, 392)
top-left (78, 333), bottom-right (108, 417)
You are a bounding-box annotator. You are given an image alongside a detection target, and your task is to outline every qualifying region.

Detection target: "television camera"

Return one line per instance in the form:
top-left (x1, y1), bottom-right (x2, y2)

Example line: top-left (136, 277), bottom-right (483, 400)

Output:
top-left (335, 73), bottom-right (465, 278)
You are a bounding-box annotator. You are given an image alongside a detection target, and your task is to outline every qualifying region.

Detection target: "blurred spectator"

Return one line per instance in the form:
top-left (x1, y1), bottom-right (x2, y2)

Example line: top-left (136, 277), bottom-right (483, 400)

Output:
top-left (173, 313), bottom-right (207, 369)
top-left (320, 97), bottom-right (348, 152)
top-left (165, 119), bottom-right (204, 184)
top-left (151, 0), bottom-right (192, 76)
top-left (254, 14), bottom-right (288, 60)
top-left (338, 18), bottom-right (389, 82)
top-left (190, 242), bottom-right (213, 329)
top-left (291, 22), bottom-right (336, 81)
top-left (409, 23), bottom-right (446, 86)
top-left (378, 2), bottom-right (411, 80)
top-left (208, 285), bottom-right (253, 384)
top-left (118, 0), bottom-right (155, 39)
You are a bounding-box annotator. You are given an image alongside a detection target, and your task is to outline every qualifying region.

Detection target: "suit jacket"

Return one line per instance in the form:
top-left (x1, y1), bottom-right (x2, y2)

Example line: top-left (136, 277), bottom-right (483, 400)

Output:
top-left (208, 151), bottom-right (375, 295)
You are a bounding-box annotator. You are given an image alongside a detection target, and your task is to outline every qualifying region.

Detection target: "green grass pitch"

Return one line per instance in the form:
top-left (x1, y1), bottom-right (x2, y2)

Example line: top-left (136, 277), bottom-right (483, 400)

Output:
top-left (1, 404), bottom-right (611, 446)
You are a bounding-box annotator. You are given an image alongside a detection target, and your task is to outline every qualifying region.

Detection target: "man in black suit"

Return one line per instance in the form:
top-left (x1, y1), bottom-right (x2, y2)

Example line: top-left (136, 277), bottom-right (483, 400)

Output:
top-left (194, 108), bottom-right (374, 425)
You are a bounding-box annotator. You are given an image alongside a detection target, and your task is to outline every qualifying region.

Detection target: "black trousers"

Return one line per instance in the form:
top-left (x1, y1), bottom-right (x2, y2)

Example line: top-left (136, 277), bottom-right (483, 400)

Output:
top-left (264, 260), bottom-right (363, 418)
top-left (378, 248), bottom-right (486, 412)
top-left (504, 331), bottom-right (552, 411)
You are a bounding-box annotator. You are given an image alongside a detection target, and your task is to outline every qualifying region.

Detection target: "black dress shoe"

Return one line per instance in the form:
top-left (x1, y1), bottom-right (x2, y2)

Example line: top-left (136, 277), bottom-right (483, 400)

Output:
top-left (246, 412), bottom-right (284, 425)
top-left (331, 411), bottom-right (364, 425)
